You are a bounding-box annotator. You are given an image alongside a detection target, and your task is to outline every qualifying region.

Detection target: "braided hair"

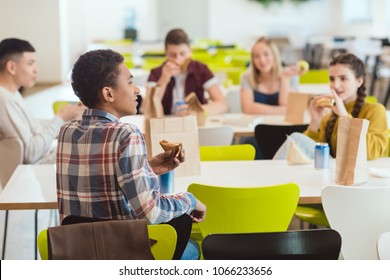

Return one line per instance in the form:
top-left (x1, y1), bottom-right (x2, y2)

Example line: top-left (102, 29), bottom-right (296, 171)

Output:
top-left (325, 53), bottom-right (366, 157)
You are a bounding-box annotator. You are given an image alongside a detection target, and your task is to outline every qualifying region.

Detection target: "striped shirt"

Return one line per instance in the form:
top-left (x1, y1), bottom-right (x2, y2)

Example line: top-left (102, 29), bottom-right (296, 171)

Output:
top-left (56, 109), bottom-right (196, 224)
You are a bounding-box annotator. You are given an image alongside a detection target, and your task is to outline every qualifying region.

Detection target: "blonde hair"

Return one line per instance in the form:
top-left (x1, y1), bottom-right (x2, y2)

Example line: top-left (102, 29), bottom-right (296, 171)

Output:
top-left (247, 37), bottom-right (283, 89)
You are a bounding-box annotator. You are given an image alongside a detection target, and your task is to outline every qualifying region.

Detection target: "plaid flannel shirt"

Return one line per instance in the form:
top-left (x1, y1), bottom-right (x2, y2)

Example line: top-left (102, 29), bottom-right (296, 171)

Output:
top-left (56, 109), bottom-right (196, 224)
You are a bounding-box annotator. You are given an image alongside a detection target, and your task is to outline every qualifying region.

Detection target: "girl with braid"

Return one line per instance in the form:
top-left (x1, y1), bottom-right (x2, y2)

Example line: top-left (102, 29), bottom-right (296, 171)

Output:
top-left (273, 53), bottom-right (388, 160)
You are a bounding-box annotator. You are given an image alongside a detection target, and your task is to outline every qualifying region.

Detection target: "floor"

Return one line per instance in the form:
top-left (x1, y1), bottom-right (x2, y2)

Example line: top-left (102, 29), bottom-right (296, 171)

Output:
top-left (0, 210), bottom-right (57, 260)
top-left (1, 75), bottom-right (388, 260)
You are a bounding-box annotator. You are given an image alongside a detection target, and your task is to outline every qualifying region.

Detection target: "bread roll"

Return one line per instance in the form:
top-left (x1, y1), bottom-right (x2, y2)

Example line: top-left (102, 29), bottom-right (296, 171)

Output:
top-left (315, 97), bottom-right (335, 108)
top-left (170, 58), bottom-right (190, 71)
top-left (159, 140), bottom-right (182, 158)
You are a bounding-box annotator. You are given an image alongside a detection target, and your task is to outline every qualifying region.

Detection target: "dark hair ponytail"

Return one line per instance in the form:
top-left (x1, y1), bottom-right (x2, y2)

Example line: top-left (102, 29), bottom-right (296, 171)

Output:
top-left (325, 53), bottom-right (366, 157)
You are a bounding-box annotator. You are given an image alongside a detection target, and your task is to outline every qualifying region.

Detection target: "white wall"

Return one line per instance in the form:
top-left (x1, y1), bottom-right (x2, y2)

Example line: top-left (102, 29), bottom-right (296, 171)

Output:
top-left (329, 0), bottom-right (389, 39)
top-left (156, 0), bottom-right (209, 40)
top-left (0, 0), bottom-right (158, 83)
top-left (207, 0), bottom-right (390, 49)
top-left (1, 0), bottom-right (390, 83)
top-left (0, 0), bottom-right (63, 83)
top-left (65, 0), bottom-right (158, 71)
top-left (208, 0), bottom-right (332, 49)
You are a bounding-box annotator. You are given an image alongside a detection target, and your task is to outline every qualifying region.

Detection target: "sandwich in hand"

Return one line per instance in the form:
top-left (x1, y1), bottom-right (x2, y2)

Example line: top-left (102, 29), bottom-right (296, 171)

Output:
top-left (170, 58), bottom-right (191, 71)
top-left (159, 140), bottom-right (183, 159)
top-left (315, 97), bottom-right (335, 108)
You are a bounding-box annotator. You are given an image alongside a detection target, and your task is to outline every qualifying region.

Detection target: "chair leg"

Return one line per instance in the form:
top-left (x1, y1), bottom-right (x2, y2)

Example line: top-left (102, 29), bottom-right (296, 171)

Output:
top-left (384, 82), bottom-right (390, 107)
top-left (2, 210), bottom-right (9, 260)
top-left (368, 55), bottom-right (380, 96)
top-left (49, 209), bottom-right (57, 226)
top-left (35, 209), bottom-right (38, 260)
top-left (54, 210), bottom-right (59, 226)
top-left (309, 223), bottom-right (318, 229)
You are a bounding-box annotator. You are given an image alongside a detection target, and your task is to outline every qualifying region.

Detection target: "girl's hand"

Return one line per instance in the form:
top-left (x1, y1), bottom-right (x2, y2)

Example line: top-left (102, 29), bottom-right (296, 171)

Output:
top-left (330, 88), bottom-right (348, 117)
top-left (281, 64), bottom-right (301, 77)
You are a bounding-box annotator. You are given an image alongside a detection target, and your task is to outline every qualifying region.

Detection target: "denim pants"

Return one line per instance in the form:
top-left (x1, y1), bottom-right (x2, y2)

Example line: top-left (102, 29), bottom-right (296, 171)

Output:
top-left (181, 238), bottom-right (200, 260)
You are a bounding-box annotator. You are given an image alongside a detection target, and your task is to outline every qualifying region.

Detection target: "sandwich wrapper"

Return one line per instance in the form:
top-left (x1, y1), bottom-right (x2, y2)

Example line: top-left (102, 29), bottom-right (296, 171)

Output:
top-left (185, 92), bottom-right (206, 127)
top-left (287, 137), bottom-right (312, 165)
top-left (368, 168), bottom-right (390, 178)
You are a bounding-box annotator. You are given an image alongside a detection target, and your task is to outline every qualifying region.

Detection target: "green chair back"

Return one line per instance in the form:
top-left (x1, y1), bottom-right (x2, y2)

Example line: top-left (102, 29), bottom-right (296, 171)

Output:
top-left (147, 224), bottom-right (177, 260)
top-left (299, 69), bottom-right (329, 84)
top-left (52, 101), bottom-right (79, 115)
top-left (188, 182), bottom-right (300, 239)
top-left (388, 130), bottom-right (390, 157)
top-left (295, 205), bottom-right (329, 227)
top-left (37, 224), bottom-right (177, 260)
top-left (365, 96), bottom-right (378, 103)
top-left (37, 229), bottom-right (49, 260)
top-left (199, 144), bottom-right (255, 161)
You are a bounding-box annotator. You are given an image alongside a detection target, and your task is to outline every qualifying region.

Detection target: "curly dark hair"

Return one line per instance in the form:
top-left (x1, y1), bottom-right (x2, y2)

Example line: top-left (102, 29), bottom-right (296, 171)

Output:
top-left (164, 28), bottom-right (190, 49)
top-left (71, 49), bottom-right (124, 108)
top-left (0, 38), bottom-right (35, 72)
top-left (325, 53), bottom-right (366, 157)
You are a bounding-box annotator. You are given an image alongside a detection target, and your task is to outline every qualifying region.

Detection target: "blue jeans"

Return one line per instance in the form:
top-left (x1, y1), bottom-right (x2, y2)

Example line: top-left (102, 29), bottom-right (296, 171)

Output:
top-left (180, 239), bottom-right (200, 260)
top-left (240, 136), bottom-right (264, 160)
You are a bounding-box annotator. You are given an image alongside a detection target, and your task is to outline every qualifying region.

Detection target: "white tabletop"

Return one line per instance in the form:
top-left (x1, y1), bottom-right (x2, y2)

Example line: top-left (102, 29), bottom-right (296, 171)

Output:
top-left (0, 164), bottom-right (57, 210)
top-left (175, 158), bottom-right (390, 204)
top-left (2, 158), bottom-right (390, 210)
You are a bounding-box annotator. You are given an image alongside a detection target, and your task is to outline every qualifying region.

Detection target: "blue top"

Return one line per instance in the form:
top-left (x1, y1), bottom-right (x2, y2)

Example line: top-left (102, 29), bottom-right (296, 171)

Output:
top-left (240, 71), bottom-right (299, 106)
top-left (253, 90), bottom-right (279, 105)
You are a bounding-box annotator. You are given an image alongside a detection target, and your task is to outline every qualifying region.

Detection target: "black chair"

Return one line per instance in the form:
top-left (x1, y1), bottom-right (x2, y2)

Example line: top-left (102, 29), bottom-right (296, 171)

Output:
top-left (202, 229), bottom-right (341, 260)
top-left (254, 124), bottom-right (309, 159)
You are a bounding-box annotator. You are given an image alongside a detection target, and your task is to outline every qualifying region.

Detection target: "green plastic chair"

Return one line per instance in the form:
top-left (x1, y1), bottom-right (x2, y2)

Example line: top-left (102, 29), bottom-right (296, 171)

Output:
top-left (199, 144), bottom-right (255, 161)
top-left (294, 205), bottom-right (330, 227)
top-left (299, 69), bottom-right (329, 84)
top-left (52, 101), bottom-right (79, 114)
top-left (37, 224), bottom-right (177, 260)
top-left (365, 96), bottom-right (378, 103)
top-left (209, 65), bottom-right (246, 85)
top-left (193, 144), bottom-right (256, 240)
top-left (388, 130), bottom-right (390, 157)
top-left (188, 182), bottom-right (300, 258)
top-left (147, 224), bottom-right (177, 260)
top-left (142, 58), bottom-right (166, 70)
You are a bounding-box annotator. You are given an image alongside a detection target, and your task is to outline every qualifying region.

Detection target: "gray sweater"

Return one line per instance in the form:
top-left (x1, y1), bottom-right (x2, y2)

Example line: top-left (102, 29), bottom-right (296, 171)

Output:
top-left (0, 86), bottom-right (64, 163)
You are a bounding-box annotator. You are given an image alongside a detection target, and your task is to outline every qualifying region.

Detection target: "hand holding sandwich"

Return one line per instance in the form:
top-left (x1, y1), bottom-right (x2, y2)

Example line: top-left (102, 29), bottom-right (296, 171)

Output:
top-left (158, 59), bottom-right (190, 88)
top-left (329, 88), bottom-right (349, 118)
top-left (309, 88), bottom-right (348, 131)
top-left (149, 140), bottom-right (185, 175)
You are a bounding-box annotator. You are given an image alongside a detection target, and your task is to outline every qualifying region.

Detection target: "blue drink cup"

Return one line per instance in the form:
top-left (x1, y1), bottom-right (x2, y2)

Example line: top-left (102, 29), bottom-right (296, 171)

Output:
top-left (174, 100), bottom-right (187, 114)
top-left (159, 170), bottom-right (174, 194)
top-left (314, 142), bottom-right (330, 169)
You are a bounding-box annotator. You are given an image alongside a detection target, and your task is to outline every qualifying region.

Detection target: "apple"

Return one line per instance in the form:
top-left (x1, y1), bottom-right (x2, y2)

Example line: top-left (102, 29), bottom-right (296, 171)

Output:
top-left (297, 60), bottom-right (309, 74)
